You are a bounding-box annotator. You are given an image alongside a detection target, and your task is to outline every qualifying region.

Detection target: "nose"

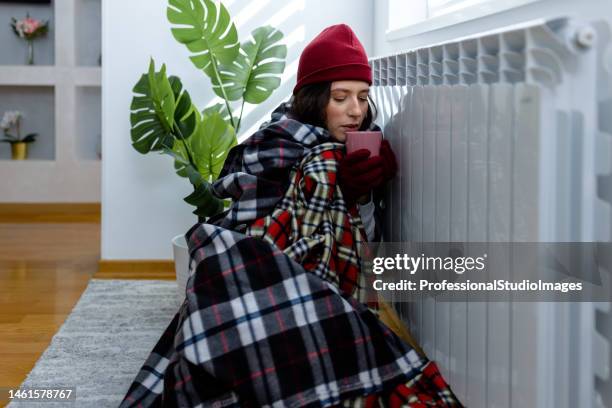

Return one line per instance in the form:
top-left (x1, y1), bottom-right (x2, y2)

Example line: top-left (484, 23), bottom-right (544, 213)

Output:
top-left (347, 96), bottom-right (362, 118)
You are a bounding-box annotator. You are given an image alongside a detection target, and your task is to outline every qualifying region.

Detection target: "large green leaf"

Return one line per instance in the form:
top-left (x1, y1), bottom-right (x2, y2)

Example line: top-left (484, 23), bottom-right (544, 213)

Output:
top-left (171, 135), bottom-right (190, 178)
top-left (171, 107), bottom-right (203, 178)
top-left (190, 112), bottom-right (237, 181)
top-left (169, 76), bottom-right (197, 140)
top-left (149, 62), bottom-right (176, 129)
top-left (184, 181), bottom-right (225, 217)
top-left (164, 147), bottom-right (225, 217)
top-left (172, 109), bottom-right (237, 183)
top-left (211, 26), bottom-right (287, 103)
top-left (202, 103), bottom-right (233, 123)
top-left (130, 59), bottom-right (197, 154)
top-left (167, 0), bottom-right (239, 77)
top-left (181, 158), bottom-right (224, 217)
top-left (130, 60), bottom-right (174, 153)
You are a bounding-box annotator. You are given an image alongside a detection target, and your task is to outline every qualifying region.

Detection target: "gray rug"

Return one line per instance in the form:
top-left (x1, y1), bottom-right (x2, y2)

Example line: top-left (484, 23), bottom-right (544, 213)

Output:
top-left (8, 279), bottom-right (179, 407)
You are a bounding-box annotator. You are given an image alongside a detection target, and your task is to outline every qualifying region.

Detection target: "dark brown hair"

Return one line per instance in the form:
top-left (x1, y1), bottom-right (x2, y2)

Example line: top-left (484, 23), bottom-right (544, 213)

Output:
top-left (289, 82), bottom-right (377, 131)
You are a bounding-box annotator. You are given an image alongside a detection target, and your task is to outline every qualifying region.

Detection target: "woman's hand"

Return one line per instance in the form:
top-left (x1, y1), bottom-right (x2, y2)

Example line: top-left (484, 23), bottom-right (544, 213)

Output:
top-left (337, 149), bottom-right (384, 206)
top-left (337, 141), bottom-right (399, 207)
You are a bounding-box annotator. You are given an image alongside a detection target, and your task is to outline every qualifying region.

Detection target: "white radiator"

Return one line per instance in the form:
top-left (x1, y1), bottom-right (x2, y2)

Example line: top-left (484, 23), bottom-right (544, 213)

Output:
top-left (369, 18), bottom-right (612, 407)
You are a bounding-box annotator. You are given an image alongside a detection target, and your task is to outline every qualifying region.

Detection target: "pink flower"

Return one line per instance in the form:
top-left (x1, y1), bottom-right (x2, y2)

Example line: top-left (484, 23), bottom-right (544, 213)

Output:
top-left (23, 18), bottom-right (41, 35)
top-left (11, 15), bottom-right (47, 40)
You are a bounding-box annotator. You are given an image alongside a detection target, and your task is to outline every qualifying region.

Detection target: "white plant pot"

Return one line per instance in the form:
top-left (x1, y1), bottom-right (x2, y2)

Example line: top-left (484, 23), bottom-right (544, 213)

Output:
top-left (172, 234), bottom-right (190, 306)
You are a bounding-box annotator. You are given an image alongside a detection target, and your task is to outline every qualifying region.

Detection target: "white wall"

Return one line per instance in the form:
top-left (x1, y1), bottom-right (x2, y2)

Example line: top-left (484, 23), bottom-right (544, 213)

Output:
top-left (373, 0), bottom-right (612, 57)
top-left (101, 0), bottom-right (374, 260)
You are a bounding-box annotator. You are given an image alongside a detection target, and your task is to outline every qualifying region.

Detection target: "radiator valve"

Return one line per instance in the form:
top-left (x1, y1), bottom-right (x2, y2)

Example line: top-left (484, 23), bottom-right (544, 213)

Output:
top-left (575, 26), bottom-right (595, 49)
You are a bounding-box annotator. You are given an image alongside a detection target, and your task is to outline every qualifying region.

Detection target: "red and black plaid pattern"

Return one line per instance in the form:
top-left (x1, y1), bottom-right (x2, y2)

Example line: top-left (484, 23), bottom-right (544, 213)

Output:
top-left (337, 361), bottom-right (459, 407)
top-left (246, 143), bottom-right (366, 298)
top-left (208, 103), bottom-right (335, 231)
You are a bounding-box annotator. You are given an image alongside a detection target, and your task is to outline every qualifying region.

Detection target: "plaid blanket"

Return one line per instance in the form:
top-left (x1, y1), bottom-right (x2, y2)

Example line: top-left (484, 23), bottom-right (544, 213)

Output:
top-left (121, 103), bottom-right (461, 407)
top-left (245, 143), bottom-right (368, 299)
top-left (207, 103), bottom-right (332, 231)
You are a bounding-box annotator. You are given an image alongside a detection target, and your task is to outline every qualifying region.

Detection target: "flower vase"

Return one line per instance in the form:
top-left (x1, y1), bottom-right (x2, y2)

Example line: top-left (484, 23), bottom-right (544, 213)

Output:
top-left (26, 40), bottom-right (34, 65)
top-left (11, 142), bottom-right (27, 160)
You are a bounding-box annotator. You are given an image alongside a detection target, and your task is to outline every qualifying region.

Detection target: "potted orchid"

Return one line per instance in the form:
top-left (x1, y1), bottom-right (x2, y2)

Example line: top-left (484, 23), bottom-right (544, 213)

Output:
top-left (11, 14), bottom-right (49, 65)
top-left (1, 111), bottom-right (38, 160)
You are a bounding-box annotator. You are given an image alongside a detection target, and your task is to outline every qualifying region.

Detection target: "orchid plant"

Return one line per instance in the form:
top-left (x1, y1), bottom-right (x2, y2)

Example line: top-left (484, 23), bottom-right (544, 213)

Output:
top-left (11, 14), bottom-right (49, 65)
top-left (1, 111), bottom-right (38, 144)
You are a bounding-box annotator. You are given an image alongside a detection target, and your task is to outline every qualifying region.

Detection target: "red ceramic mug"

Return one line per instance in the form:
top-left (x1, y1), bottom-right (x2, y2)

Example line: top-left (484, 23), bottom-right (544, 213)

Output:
top-left (345, 131), bottom-right (383, 156)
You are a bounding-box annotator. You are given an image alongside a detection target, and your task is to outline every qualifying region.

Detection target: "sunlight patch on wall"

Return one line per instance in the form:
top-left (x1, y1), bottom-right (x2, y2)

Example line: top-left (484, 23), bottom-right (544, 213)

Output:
top-left (264, 0), bottom-right (305, 28)
top-left (284, 25), bottom-right (305, 49)
top-left (233, 0), bottom-right (272, 30)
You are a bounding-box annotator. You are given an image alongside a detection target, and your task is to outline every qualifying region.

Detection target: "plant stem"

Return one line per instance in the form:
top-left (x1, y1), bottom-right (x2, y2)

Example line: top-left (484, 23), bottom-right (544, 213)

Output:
top-left (209, 53), bottom-right (235, 129)
top-left (26, 40), bottom-right (34, 65)
top-left (236, 100), bottom-right (245, 134)
top-left (169, 126), bottom-right (216, 224)
top-left (172, 123), bottom-right (196, 168)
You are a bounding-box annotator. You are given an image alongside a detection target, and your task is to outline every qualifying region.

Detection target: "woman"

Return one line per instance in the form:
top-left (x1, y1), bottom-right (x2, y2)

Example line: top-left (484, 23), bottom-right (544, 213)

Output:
top-left (121, 24), bottom-right (461, 407)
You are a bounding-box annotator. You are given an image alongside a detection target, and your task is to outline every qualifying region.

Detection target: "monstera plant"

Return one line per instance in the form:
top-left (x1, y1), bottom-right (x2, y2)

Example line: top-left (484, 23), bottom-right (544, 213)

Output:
top-left (130, 0), bottom-right (287, 218)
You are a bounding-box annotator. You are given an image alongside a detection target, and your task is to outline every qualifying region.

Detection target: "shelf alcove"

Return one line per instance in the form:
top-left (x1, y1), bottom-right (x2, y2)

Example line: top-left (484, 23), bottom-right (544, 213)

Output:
top-left (75, 0), bottom-right (101, 67)
top-left (0, 85), bottom-right (55, 161)
top-left (75, 86), bottom-right (101, 161)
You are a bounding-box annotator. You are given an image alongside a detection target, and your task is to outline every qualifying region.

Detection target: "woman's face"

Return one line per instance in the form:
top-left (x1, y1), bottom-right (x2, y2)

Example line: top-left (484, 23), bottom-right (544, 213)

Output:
top-left (325, 80), bottom-right (370, 142)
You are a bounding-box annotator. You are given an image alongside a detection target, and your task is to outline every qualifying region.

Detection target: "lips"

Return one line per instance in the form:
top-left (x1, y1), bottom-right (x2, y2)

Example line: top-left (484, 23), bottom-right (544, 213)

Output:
top-left (342, 125), bottom-right (359, 131)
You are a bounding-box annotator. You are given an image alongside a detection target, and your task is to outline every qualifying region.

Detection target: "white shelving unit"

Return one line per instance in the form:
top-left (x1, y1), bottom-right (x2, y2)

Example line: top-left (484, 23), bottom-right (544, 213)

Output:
top-left (0, 0), bottom-right (101, 202)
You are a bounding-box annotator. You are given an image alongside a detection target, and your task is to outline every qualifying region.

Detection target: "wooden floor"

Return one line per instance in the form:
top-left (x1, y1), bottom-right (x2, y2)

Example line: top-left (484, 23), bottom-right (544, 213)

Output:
top-left (0, 221), bottom-right (100, 406)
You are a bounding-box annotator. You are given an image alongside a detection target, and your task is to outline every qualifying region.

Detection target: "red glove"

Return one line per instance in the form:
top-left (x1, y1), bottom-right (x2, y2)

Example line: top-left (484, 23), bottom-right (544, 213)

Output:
top-left (379, 139), bottom-right (398, 182)
top-left (337, 149), bottom-right (384, 207)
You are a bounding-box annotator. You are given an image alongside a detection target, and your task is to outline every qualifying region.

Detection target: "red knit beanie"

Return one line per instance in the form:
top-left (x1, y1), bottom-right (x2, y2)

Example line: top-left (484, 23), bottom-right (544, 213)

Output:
top-left (293, 24), bottom-right (372, 94)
